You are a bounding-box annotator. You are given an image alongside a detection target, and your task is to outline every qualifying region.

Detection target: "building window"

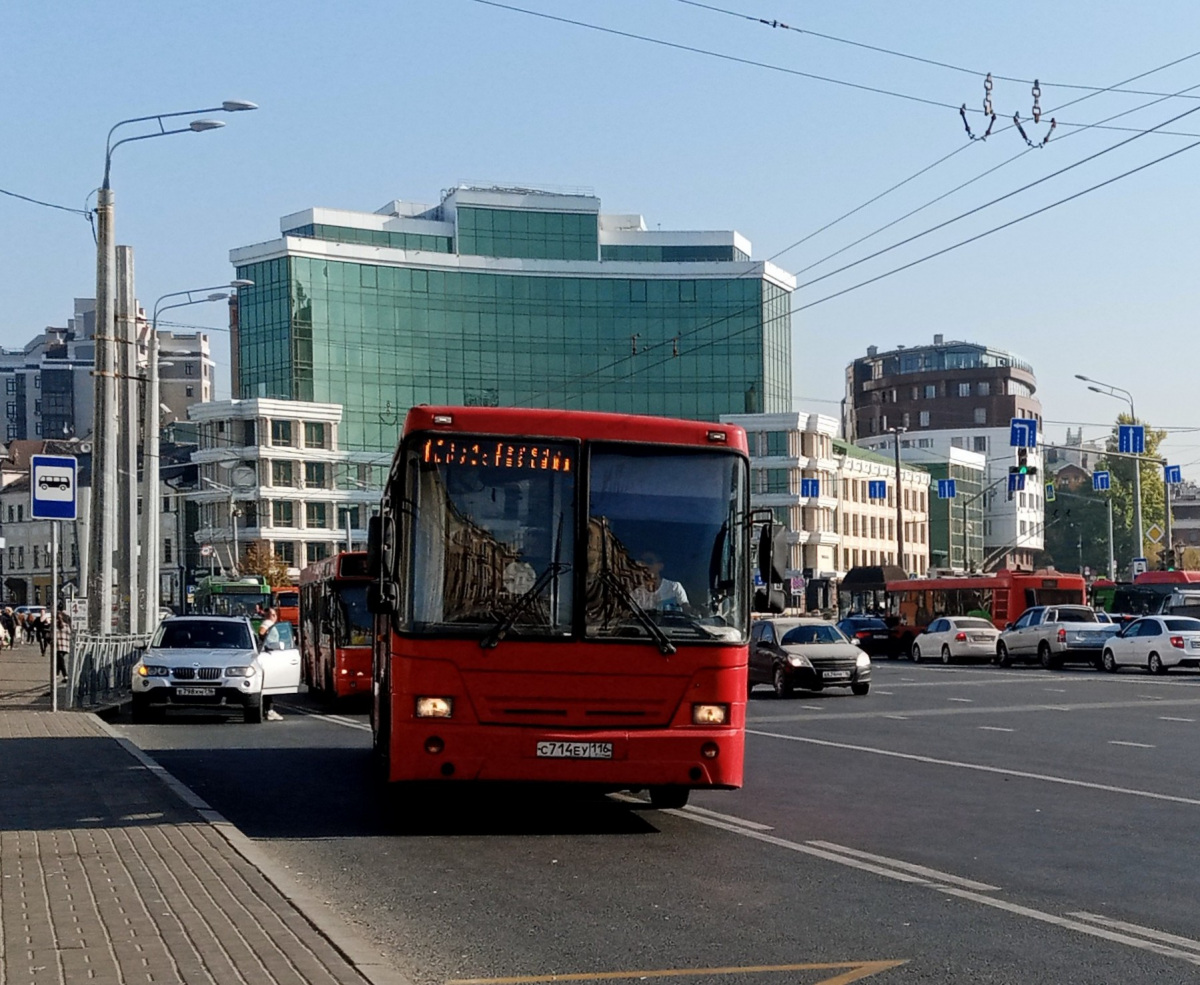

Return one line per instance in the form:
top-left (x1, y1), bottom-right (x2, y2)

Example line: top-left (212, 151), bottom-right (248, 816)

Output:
top-left (338, 505), bottom-right (361, 529)
top-left (272, 460), bottom-right (295, 486)
top-left (924, 384), bottom-right (936, 399)
top-left (272, 501), bottom-right (295, 527)
top-left (956, 382), bottom-right (970, 397)
top-left (164, 538), bottom-right (173, 563)
top-left (185, 386), bottom-right (194, 397)
top-left (918, 438), bottom-right (933, 448)
top-left (974, 436), bottom-right (987, 453)
top-left (304, 462), bottom-right (326, 488)
top-left (307, 542), bottom-right (331, 564)
top-left (919, 411), bottom-right (930, 427)
top-left (271, 420), bottom-right (293, 446)
top-left (32, 546), bottom-right (40, 569)
top-left (765, 469), bottom-right (790, 494)
top-left (304, 421), bottom-right (327, 448)
top-left (306, 503), bottom-right (328, 528)
top-left (974, 408), bottom-right (987, 424)
top-left (764, 431), bottom-right (788, 457)
top-left (977, 381), bottom-right (990, 396)
top-left (184, 363), bottom-right (195, 376)
top-left (5, 378), bottom-right (14, 394)
top-left (276, 541), bottom-right (296, 564)
top-left (951, 437), bottom-right (965, 449)
top-left (17, 547), bottom-right (24, 570)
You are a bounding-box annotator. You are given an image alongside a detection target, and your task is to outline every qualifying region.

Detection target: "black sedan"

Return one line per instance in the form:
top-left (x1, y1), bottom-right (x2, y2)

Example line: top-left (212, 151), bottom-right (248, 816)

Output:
top-left (835, 615), bottom-right (895, 658)
top-left (749, 618), bottom-right (871, 698)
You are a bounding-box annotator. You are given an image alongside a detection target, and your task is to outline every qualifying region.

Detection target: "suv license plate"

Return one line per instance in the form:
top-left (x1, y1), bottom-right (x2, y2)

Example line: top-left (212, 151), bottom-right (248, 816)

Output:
top-left (175, 686), bottom-right (216, 697)
top-left (823, 670), bottom-right (851, 680)
top-left (536, 741), bottom-right (613, 759)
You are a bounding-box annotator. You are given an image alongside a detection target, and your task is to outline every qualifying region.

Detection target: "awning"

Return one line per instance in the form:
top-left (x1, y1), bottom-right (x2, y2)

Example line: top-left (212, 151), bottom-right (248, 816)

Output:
top-left (840, 565), bottom-right (906, 590)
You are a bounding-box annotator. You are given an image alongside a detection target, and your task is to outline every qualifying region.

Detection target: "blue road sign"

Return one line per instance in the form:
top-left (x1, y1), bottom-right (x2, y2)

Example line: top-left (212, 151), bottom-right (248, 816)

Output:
top-left (1118, 424), bottom-right (1145, 455)
top-left (1165, 464), bottom-right (1183, 484)
top-left (1010, 418), bottom-right (1038, 448)
top-left (800, 478), bottom-right (820, 498)
top-left (1092, 470), bottom-right (1111, 491)
top-left (1045, 482), bottom-right (1056, 502)
top-left (937, 478), bottom-right (956, 499)
top-left (1008, 473), bottom-right (1026, 494)
top-left (30, 454), bottom-right (77, 520)
top-left (868, 480), bottom-right (887, 500)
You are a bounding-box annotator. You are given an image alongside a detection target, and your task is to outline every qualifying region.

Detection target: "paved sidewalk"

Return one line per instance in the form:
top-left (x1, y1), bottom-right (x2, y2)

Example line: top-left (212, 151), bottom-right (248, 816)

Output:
top-left (0, 645), bottom-right (408, 985)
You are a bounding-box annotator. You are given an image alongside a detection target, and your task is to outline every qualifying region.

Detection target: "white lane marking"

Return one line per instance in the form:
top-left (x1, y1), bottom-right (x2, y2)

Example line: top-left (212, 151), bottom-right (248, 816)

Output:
top-left (746, 729), bottom-right (1200, 806)
top-left (806, 841), bottom-right (999, 891)
top-left (874, 690), bottom-right (894, 695)
top-left (1045, 688), bottom-right (1067, 693)
top-left (682, 805), bottom-right (775, 831)
top-left (1108, 740), bottom-right (1155, 748)
top-left (979, 726), bottom-right (1014, 732)
top-left (275, 703), bottom-right (372, 732)
top-left (1161, 716), bottom-right (1196, 723)
top-left (676, 811), bottom-right (1200, 966)
top-left (883, 715), bottom-right (909, 720)
top-left (948, 698), bottom-right (973, 703)
top-left (1138, 694), bottom-right (1166, 701)
top-left (1069, 912), bottom-right (1200, 953)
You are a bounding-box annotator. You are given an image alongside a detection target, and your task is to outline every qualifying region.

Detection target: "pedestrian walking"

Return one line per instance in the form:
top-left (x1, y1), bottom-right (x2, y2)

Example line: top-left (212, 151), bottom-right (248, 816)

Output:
top-left (54, 608), bottom-right (71, 682)
top-left (0, 608), bottom-right (16, 649)
top-left (36, 610), bottom-right (52, 656)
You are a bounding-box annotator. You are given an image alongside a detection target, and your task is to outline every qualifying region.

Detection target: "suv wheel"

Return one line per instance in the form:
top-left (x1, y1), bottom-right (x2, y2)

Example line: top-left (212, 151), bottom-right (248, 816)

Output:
top-left (996, 642), bottom-right (1012, 668)
top-left (243, 694), bottom-right (264, 724)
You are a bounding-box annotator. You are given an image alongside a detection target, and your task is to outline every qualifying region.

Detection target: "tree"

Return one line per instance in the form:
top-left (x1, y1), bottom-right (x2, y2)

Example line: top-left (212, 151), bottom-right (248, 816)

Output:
top-left (1035, 492), bottom-right (1112, 576)
top-left (239, 541), bottom-right (291, 585)
top-left (1095, 412), bottom-right (1166, 566)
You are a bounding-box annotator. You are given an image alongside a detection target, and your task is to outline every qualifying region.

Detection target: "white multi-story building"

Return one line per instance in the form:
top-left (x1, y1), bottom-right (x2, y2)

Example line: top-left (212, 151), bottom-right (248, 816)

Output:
top-left (187, 398), bottom-right (388, 577)
top-left (721, 412), bottom-right (931, 610)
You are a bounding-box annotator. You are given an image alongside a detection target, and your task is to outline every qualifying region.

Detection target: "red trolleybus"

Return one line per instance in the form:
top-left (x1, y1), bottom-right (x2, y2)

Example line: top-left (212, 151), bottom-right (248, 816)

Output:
top-left (366, 406), bottom-right (769, 809)
top-left (299, 552), bottom-right (373, 702)
top-left (883, 569), bottom-right (1087, 656)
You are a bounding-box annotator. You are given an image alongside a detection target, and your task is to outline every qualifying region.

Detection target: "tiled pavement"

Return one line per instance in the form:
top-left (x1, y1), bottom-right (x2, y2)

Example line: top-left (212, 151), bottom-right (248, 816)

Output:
top-left (0, 645), bottom-right (409, 985)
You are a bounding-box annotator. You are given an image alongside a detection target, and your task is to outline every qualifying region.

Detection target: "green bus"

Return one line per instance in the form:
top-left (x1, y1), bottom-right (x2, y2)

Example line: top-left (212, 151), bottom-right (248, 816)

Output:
top-left (192, 574), bottom-right (273, 622)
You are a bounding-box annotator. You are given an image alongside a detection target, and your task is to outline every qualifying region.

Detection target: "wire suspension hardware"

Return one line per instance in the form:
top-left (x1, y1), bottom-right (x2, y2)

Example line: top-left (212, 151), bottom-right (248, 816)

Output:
top-left (960, 72), bottom-right (997, 140)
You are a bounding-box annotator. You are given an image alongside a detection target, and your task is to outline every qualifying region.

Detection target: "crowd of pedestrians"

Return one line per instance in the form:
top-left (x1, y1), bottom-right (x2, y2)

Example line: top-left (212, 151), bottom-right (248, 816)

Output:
top-left (0, 605), bottom-right (72, 681)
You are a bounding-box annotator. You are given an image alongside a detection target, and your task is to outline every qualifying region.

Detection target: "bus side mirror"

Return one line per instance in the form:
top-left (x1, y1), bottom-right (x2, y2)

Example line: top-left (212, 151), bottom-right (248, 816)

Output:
top-left (366, 516), bottom-right (382, 578)
top-left (754, 587), bottom-right (786, 614)
top-left (757, 522), bottom-right (789, 586)
top-left (367, 583), bottom-right (394, 615)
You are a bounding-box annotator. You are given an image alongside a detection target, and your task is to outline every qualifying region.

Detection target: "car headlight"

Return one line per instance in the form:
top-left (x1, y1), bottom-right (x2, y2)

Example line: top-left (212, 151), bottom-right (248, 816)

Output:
top-left (856, 653), bottom-right (871, 669)
top-left (136, 665), bottom-right (170, 677)
top-left (692, 703), bottom-right (728, 725)
top-left (224, 665), bottom-right (258, 677)
top-left (788, 654), bottom-right (812, 668)
top-left (416, 696), bottom-right (454, 718)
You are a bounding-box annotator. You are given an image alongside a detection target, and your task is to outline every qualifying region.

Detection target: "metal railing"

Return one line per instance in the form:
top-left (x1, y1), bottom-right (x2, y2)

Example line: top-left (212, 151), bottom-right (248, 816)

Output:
top-left (68, 632), bottom-right (152, 710)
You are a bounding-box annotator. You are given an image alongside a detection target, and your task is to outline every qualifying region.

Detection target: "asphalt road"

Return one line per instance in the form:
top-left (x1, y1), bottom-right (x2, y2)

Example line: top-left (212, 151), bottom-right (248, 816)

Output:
top-left (115, 661), bottom-right (1200, 985)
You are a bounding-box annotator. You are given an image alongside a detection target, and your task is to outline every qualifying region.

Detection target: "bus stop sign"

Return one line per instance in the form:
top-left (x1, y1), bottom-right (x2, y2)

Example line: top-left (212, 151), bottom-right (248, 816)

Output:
top-left (30, 454), bottom-right (78, 520)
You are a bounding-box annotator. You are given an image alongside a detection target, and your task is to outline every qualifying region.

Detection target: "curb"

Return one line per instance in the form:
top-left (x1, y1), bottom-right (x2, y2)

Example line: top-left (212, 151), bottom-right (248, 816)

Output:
top-left (93, 714), bottom-right (415, 985)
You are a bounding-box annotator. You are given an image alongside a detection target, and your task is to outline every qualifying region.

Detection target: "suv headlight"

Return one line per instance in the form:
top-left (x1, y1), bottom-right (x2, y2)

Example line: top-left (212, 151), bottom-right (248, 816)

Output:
top-left (224, 665), bottom-right (258, 677)
top-left (856, 653), bottom-right (871, 669)
top-left (136, 665), bottom-right (170, 677)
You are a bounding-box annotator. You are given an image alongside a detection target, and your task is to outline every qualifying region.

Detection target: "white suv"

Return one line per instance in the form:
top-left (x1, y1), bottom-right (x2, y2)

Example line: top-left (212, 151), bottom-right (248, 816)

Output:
top-left (131, 616), bottom-right (301, 723)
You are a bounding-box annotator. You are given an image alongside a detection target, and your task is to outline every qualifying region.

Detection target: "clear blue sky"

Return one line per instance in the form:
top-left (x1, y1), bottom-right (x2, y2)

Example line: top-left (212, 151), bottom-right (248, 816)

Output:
top-left (4, 1), bottom-right (1200, 475)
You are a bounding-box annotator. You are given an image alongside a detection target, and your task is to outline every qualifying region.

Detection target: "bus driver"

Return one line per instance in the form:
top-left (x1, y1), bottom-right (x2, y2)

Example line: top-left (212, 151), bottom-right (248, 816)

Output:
top-left (634, 551), bottom-right (689, 612)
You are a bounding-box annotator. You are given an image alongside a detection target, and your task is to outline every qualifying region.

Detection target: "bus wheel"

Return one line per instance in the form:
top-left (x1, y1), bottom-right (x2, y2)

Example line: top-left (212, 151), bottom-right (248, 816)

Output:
top-left (648, 786), bottom-right (689, 809)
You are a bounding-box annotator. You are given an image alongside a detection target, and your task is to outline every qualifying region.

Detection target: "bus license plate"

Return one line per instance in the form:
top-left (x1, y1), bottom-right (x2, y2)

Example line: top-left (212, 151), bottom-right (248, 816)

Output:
top-left (823, 670), bottom-right (851, 680)
top-left (175, 686), bottom-right (216, 697)
top-left (536, 741), bottom-right (613, 759)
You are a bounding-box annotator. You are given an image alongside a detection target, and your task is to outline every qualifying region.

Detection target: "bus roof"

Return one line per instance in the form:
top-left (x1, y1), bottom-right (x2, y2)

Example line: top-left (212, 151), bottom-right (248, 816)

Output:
top-left (402, 406), bottom-right (748, 453)
top-left (1134, 570), bottom-right (1200, 585)
top-left (299, 550), bottom-right (371, 585)
top-left (886, 570), bottom-right (1085, 592)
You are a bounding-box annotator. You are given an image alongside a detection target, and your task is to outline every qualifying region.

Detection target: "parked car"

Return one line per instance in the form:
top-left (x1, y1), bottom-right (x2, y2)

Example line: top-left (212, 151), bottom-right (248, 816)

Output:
top-left (995, 604), bottom-right (1121, 669)
top-left (912, 616), bottom-right (999, 664)
top-left (749, 617), bottom-right (871, 697)
top-left (1100, 616), bottom-right (1200, 674)
top-left (835, 614), bottom-right (894, 658)
top-left (130, 615), bottom-right (301, 722)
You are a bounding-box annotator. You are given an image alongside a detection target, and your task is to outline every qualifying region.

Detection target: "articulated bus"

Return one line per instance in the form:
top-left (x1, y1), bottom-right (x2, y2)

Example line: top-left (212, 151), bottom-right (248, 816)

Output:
top-left (879, 569), bottom-right (1087, 656)
top-left (365, 406), bottom-right (769, 809)
top-left (298, 552), bottom-right (373, 702)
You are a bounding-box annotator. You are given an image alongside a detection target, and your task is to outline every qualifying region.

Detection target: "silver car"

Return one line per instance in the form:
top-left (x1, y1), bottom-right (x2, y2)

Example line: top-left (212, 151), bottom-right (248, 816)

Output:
top-left (130, 616), bottom-right (301, 723)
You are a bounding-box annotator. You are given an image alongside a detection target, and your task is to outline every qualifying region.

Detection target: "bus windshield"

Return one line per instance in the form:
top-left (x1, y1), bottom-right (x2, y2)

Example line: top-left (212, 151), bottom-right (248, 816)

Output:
top-left (409, 436), bottom-right (576, 636)
top-left (337, 584), bottom-right (373, 646)
top-left (585, 446), bottom-right (747, 644)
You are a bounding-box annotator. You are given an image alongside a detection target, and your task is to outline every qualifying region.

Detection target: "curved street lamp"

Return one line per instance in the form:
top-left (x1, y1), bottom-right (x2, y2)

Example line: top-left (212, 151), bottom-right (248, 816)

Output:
top-left (1075, 373), bottom-right (1143, 566)
top-left (89, 100), bottom-right (256, 634)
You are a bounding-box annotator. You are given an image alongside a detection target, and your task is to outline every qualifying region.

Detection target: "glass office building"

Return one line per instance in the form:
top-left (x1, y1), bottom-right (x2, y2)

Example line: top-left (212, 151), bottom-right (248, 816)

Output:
top-left (230, 186), bottom-right (794, 452)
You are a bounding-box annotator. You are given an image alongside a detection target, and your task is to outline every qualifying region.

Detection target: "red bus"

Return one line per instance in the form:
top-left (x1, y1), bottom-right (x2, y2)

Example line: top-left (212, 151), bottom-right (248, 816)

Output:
top-left (272, 585), bottom-right (300, 630)
top-left (365, 406), bottom-right (767, 809)
top-left (883, 569), bottom-right (1088, 655)
top-left (299, 552), bottom-right (373, 702)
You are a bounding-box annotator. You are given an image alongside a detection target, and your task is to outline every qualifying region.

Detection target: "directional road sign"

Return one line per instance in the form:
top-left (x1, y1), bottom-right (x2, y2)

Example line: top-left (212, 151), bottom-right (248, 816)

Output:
top-left (1008, 473), bottom-right (1026, 494)
top-left (1010, 418), bottom-right (1038, 448)
top-left (937, 479), bottom-right (956, 499)
top-left (868, 480), bottom-right (887, 500)
top-left (1165, 464), bottom-right (1183, 484)
top-left (1118, 424), bottom-right (1145, 455)
top-left (30, 454), bottom-right (77, 520)
top-left (800, 478), bottom-right (820, 498)
top-left (1092, 470), bottom-right (1111, 491)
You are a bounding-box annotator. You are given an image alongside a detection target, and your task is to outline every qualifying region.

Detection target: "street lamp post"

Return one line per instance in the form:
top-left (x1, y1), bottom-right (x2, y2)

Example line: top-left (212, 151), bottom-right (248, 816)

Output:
top-left (888, 427), bottom-right (907, 573)
top-left (89, 99), bottom-right (256, 635)
top-left (1075, 374), bottom-right (1143, 567)
top-left (142, 283), bottom-right (251, 629)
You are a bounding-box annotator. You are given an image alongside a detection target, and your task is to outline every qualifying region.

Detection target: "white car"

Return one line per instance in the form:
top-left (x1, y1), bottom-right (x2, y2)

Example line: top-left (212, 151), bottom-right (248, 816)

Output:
top-left (912, 616), bottom-right (999, 664)
top-left (131, 615), bottom-right (301, 722)
top-left (1101, 615), bottom-right (1200, 674)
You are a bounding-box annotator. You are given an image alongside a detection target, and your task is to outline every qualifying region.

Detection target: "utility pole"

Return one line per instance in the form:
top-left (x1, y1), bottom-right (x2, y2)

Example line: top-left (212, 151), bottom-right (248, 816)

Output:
top-left (890, 427), bottom-right (906, 572)
top-left (116, 246), bottom-right (139, 634)
top-left (88, 187), bottom-right (116, 633)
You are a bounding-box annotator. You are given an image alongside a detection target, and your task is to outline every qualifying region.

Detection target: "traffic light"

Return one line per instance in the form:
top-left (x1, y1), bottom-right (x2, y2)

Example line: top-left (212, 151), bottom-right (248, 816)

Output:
top-left (1012, 446), bottom-right (1038, 477)
top-left (1162, 548), bottom-right (1177, 571)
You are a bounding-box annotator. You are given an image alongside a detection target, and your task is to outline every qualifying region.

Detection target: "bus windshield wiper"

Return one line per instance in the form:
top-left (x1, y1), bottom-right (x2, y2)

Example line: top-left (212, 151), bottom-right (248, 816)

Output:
top-left (600, 569), bottom-right (676, 655)
top-left (480, 561), bottom-right (569, 649)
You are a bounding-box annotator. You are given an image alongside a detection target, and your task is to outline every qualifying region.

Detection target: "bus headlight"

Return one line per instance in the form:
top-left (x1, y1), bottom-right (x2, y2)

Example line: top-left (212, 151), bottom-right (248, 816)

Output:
top-left (224, 665), bottom-right (257, 677)
top-left (692, 703), bottom-right (728, 725)
top-left (416, 696), bottom-right (454, 719)
top-left (137, 665), bottom-right (170, 677)
top-left (856, 653), bottom-right (871, 669)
